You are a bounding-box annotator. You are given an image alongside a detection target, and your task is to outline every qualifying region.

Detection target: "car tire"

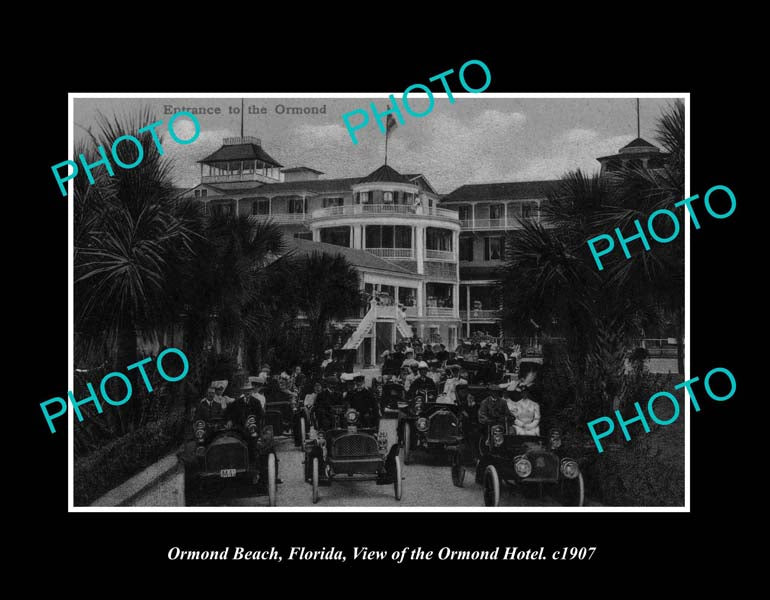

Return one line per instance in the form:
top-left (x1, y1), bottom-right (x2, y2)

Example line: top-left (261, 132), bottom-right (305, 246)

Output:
top-left (403, 422), bottom-right (412, 465)
top-left (450, 449), bottom-right (465, 488)
top-left (393, 455), bottom-right (403, 501)
top-left (267, 453), bottom-right (277, 507)
top-left (483, 465), bottom-right (500, 507)
top-left (311, 457), bottom-right (320, 504)
top-left (560, 471), bottom-right (584, 507)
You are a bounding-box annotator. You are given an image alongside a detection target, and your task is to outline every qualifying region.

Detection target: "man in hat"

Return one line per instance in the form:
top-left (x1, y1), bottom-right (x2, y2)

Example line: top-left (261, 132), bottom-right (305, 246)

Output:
top-left (409, 361), bottom-right (437, 399)
top-left (346, 374), bottom-right (379, 427)
top-left (390, 344), bottom-right (405, 367)
top-left (436, 343), bottom-right (449, 363)
top-left (226, 382), bottom-right (265, 431)
top-left (251, 375), bottom-right (268, 410)
top-left (195, 387), bottom-right (223, 423)
top-left (314, 376), bottom-right (339, 431)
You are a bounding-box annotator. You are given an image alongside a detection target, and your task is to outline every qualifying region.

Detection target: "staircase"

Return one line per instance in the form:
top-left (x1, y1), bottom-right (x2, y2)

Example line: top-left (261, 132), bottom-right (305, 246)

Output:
top-left (342, 303), bottom-right (414, 350)
top-left (342, 303), bottom-right (377, 349)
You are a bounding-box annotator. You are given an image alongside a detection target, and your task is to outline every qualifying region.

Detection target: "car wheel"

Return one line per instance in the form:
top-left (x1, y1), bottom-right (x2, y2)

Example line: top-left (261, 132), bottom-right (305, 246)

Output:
top-left (403, 422), bottom-right (412, 465)
top-left (450, 450), bottom-right (465, 488)
top-left (483, 465), bottom-right (500, 507)
top-left (267, 453), bottom-right (277, 507)
top-left (560, 471), bottom-right (585, 507)
top-left (393, 455), bottom-right (403, 501)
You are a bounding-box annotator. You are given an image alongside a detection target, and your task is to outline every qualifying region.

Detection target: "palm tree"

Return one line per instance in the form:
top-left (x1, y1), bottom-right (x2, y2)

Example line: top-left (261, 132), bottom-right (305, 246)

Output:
top-left (290, 251), bottom-right (363, 365)
top-left (75, 108), bottom-right (197, 433)
top-left (500, 172), bottom-right (652, 416)
top-left (597, 100), bottom-right (686, 373)
top-left (173, 214), bottom-right (288, 388)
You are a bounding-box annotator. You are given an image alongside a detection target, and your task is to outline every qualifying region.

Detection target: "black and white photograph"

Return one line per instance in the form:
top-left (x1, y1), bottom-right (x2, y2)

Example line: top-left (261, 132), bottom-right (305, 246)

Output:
top-left (71, 94), bottom-right (686, 510)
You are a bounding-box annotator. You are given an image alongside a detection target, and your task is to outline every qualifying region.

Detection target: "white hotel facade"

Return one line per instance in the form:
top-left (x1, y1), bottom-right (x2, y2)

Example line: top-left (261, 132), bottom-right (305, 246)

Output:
top-left (180, 134), bottom-right (660, 366)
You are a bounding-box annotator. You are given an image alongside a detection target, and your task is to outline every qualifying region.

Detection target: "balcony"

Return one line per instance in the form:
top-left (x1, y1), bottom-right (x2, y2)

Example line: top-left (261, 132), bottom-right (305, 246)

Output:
top-left (312, 204), bottom-right (460, 221)
top-left (459, 217), bottom-right (539, 231)
top-left (202, 172), bottom-right (281, 185)
top-left (425, 249), bottom-right (455, 261)
top-left (425, 307), bottom-right (457, 317)
top-left (463, 309), bottom-right (501, 320)
top-left (251, 213), bottom-right (307, 224)
top-left (365, 247), bottom-right (415, 259)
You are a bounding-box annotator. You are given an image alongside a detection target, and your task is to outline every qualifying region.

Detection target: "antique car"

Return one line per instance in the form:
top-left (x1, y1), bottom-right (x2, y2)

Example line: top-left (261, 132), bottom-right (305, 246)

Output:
top-left (303, 408), bottom-right (402, 504)
top-left (453, 419), bottom-right (584, 507)
top-left (180, 416), bottom-right (278, 506)
top-left (401, 387), bottom-right (464, 465)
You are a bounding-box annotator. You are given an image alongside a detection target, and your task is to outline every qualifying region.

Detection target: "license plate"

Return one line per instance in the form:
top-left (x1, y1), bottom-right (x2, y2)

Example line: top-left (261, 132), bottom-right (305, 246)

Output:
top-left (220, 469), bottom-right (236, 478)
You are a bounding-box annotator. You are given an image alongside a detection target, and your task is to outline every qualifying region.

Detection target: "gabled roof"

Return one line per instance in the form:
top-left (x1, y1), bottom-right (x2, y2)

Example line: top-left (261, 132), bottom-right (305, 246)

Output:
top-left (403, 173), bottom-right (438, 194)
top-left (359, 164), bottom-right (412, 185)
top-left (621, 137), bottom-right (657, 150)
top-left (441, 180), bottom-right (557, 204)
top-left (285, 238), bottom-right (419, 277)
top-left (199, 143), bottom-right (283, 168)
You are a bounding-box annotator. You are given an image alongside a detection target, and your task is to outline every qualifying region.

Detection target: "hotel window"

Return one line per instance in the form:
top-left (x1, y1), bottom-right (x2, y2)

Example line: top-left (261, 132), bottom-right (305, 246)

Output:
top-left (286, 196), bottom-right (304, 214)
top-left (383, 191), bottom-right (393, 203)
top-left (357, 191), bottom-right (369, 204)
top-left (320, 226), bottom-right (351, 247)
top-left (251, 198), bottom-right (270, 215)
top-left (458, 205), bottom-right (471, 222)
top-left (484, 236), bottom-right (504, 261)
top-left (459, 237), bottom-right (474, 261)
top-left (398, 287), bottom-right (417, 307)
top-left (201, 189), bottom-right (207, 197)
top-left (322, 197), bottom-right (343, 208)
top-left (489, 203), bottom-right (504, 220)
top-left (365, 225), bottom-right (411, 248)
top-left (194, 190), bottom-right (200, 198)
top-left (521, 201), bottom-right (539, 221)
top-left (426, 227), bottom-right (453, 252)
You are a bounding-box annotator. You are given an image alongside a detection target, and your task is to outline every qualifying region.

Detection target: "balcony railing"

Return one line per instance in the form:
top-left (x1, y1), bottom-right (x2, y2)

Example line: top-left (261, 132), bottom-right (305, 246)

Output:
top-left (425, 249), bottom-right (455, 261)
top-left (202, 172), bottom-right (281, 184)
top-left (251, 213), bottom-right (307, 224)
top-left (312, 204), bottom-right (459, 220)
top-left (459, 217), bottom-right (540, 230)
top-left (462, 309), bottom-right (501, 320)
top-left (365, 247), bottom-right (415, 259)
top-left (425, 307), bottom-right (457, 317)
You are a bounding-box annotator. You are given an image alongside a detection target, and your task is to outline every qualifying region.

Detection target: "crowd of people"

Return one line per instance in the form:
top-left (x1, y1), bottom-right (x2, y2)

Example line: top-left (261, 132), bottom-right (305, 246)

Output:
top-left (194, 337), bottom-right (541, 446)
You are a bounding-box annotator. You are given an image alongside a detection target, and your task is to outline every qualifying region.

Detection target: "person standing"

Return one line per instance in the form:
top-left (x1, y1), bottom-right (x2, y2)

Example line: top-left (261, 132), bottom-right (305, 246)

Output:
top-left (346, 375), bottom-right (379, 427)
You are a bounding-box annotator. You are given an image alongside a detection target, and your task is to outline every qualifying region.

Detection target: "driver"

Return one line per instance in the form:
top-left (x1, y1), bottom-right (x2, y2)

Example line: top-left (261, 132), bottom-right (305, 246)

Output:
top-left (225, 382), bottom-right (265, 431)
top-left (195, 387), bottom-right (223, 423)
top-left (478, 392), bottom-right (509, 426)
top-left (313, 376), bottom-right (339, 431)
top-left (409, 361), bottom-right (437, 398)
top-left (346, 374), bottom-right (379, 427)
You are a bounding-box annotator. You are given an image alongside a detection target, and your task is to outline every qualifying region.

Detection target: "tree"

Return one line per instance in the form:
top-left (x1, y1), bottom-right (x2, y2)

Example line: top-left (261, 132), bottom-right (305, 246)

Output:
top-left (75, 108), bottom-right (197, 434)
top-left (290, 251), bottom-right (363, 365)
top-left (172, 214), bottom-right (288, 388)
top-left (500, 171), bottom-right (654, 416)
top-left (597, 100), bottom-right (685, 373)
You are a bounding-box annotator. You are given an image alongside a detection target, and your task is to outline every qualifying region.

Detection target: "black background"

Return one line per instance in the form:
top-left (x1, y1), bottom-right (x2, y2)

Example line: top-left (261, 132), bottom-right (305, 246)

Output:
top-left (26, 33), bottom-right (752, 587)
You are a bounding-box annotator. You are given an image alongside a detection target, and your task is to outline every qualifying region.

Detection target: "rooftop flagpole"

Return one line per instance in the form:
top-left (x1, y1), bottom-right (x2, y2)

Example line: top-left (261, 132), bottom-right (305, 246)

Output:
top-left (241, 98), bottom-right (244, 138)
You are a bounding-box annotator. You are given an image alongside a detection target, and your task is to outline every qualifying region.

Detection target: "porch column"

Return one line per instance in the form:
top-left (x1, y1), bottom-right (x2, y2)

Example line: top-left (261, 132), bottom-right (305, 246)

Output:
top-left (417, 281), bottom-right (424, 317)
top-left (466, 285), bottom-right (471, 337)
top-left (416, 226), bottom-right (424, 275)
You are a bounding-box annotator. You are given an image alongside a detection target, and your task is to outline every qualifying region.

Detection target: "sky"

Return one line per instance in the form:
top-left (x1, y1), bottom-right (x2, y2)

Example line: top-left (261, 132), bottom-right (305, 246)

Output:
top-left (74, 96), bottom-right (677, 195)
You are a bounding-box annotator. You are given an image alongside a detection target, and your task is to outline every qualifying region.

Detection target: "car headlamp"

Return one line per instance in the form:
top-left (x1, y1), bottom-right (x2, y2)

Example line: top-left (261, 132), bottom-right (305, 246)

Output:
top-left (194, 420), bottom-right (206, 431)
top-left (560, 459), bottom-right (579, 479)
top-left (346, 409), bottom-right (359, 424)
top-left (492, 425), bottom-right (504, 447)
top-left (194, 428), bottom-right (206, 441)
top-left (416, 417), bottom-right (429, 432)
top-left (514, 456), bottom-right (532, 478)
